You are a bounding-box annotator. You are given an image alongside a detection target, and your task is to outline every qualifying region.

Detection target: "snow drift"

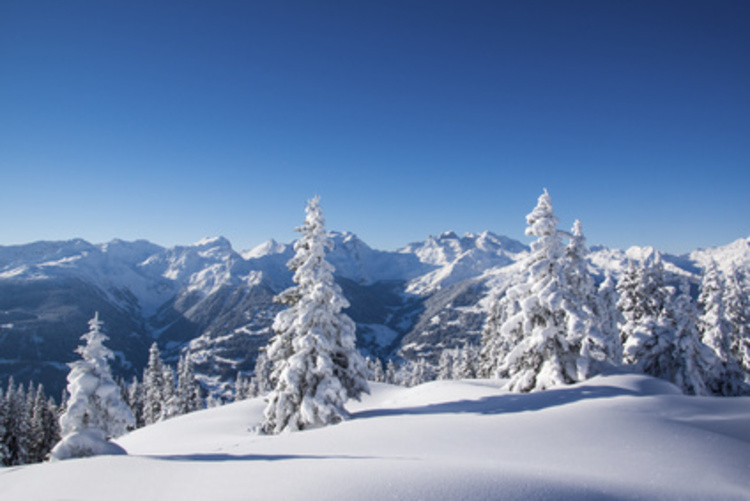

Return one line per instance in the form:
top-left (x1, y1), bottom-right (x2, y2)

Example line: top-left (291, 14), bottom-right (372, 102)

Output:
top-left (1, 373), bottom-right (748, 500)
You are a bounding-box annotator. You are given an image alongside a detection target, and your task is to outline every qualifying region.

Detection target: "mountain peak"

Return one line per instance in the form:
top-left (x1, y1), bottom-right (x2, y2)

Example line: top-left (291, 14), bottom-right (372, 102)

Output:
top-left (192, 236), bottom-right (232, 249)
top-left (243, 239), bottom-right (288, 259)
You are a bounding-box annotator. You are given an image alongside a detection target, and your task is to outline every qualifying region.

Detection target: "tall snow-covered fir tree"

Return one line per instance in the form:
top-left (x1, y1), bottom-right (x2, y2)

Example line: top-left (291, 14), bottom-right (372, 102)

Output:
top-left (665, 279), bottom-right (717, 395)
top-left (0, 387), bottom-right (7, 465)
top-left (172, 353), bottom-right (203, 416)
top-left (562, 219), bottom-right (621, 369)
top-left (618, 257), bottom-right (716, 395)
top-left (1, 378), bottom-right (28, 465)
top-left (248, 351), bottom-right (274, 397)
top-left (598, 272), bottom-right (623, 362)
top-left (619, 255), bottom-right (669, 368)
top-left (617, 254), bottom-right (669, 363)
top-left (142, 343), bottom-right (169, 425)
top-left (724, 268), bottom-right (750, 383)
top-left (478, 284), bottom-right (518, 378)
top-left (481, 190), bottom-right (608, 392)
top-left (261, 196), bottom-right (369, 434)
top-left (50, 313), bottom-right (135, 460)
top-left (698, 261), bottom-right (747, 395)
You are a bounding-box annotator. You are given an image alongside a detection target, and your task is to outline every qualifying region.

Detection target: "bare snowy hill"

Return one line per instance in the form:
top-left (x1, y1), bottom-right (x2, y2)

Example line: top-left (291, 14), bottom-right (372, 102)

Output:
top-left (1, 232), bottom-right (749, 397)
top-left (1, 374), bottom-right (748, 500)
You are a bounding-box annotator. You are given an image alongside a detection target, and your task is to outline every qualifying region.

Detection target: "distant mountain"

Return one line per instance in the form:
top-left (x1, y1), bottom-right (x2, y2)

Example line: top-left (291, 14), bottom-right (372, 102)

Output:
top-left (1, 231), bottom-right (748, 398)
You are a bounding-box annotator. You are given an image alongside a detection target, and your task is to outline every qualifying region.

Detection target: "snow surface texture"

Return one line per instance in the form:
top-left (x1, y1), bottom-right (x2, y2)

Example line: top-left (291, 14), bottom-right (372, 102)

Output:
top-left (1, 374), bottom-right (749, 500)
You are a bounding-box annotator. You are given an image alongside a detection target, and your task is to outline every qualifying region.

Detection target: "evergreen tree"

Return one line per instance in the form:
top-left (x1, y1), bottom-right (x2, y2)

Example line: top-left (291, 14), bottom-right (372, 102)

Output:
top-left (437, 350), bottom-right (455, 380)
top-left (598, 272), bottom-right (623, 363)
top-left (162, 364), bottom-right (177, 419)
top-left (142, 343), bottom-right (168, 425)
top-left (234, 373), bottom-right (251, 401)
top-left (724, 268), bottom-right (750, 383)
top-left (2, 378), bottom-right (29, 465)
top-left (478, 284), bottom-right (517, 378)
top-left (248, 351), bottom-right (273, 397)
top-left (27, 384), bottom-right (49, 463)
top-left (620, 255), bottom-right (669, 368)
top-left (365, 357), bottom-right (386, 383)
top-left (562, 220), bottom-right (621, 370)
top-left (173, 354), bottom-right (202, 415)
top-left (619, 259), bottom-right (716, 395)
top-left (455, 345), bottom-right (478, 379)
top-left (698, 262), bottom-right (747, 395)
top-left (0, 386), bottom-right (7, 465)
top-left (127, 377), bottom-right (145, 428)
top-left (372, 358), bottom-right (385, 383)
top-left (261, 197), bottom-right (370, 434)
top-left (385, 359), bottom-right (397, 385)
top-left (483, 190), bottom-right (604, 392)
top-left (25, 384), bottom-right (61, 463)
top-left (407, 358), bottom-right (431, 387)
top-left (43, 395), bottom-right (61, 460)
top-left (666, 279), bottom-right (717, 395)
top-left (617, 254), bottom-right (669, 365)
top-left (50, 313), bottom-right (135, 460)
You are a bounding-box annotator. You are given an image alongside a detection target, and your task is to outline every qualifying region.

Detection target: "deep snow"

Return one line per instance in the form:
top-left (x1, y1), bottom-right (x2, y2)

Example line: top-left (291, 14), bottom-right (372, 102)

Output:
top-left (1, 373), bottom-right (749, 500)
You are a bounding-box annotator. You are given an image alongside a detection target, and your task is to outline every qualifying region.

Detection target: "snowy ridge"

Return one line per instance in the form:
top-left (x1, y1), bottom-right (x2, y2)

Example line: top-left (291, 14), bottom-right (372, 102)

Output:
top-left (401, 231), bottom-right (528, 294)
top-left (690, 236), bottom-right (750, 274)
top-left (1, 374), bottom-right (748, 499)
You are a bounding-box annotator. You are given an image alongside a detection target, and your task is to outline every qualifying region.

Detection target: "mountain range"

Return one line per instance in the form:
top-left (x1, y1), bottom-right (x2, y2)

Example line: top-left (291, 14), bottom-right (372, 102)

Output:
top-left (1, 231), bottom-right (749, 397)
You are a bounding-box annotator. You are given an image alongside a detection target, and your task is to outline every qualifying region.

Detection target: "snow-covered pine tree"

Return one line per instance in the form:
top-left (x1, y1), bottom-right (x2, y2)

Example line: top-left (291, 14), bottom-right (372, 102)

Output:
top-left (127, 377), bottom-right (144, 428)
top-left (484, 190), bottom-right (603, 392)
top-left (142, 343), bottom-right (168, 425)
top-left (174, 353), bottom-right (202, 415)
top-left (234, 373), bottom-right (251, 401)
top-left (562, 219), bottom-right (621, 371)
top-left (372, 357), bottom-right (385, 383)
top-left (617, 254), bottom-right (670, 365)
top-left (27, 384), bottom-right (52, 463)
top-left (407, 358), bottom-right (431, 387)
top-left (385, 359), bottom-right (397, 385)
top-left (437, 349), bottom-right (455, 380)
top-left (698, 261), bottom-right (747, 395)
top-left (43, 395), bottom-right (61, 460)
top-left (364, 357), bottom-right (386, 383)
top-left (619, 254), bottom-right (669, 368)
top-left (724, 268), bottom-right (750, 383)
top-left (261, 196), bottom-right (370, 434)
top-left (249, 351), bottom-right (274, 397)
top-left (455, 346), bottom-right (478, 379)
top-left (0, 386), bottom-right (7, 465)
top-left (50, 313), bottom-right (135, 460)
top-left (665, 279), bottom-right (717, 395)
top-left (478, 283), bottom-right (519, 378)
top-left (598, 272), bottom-right (623, 363)
top-left (615, 261), bottom-right (641, 350)
top-left (618, 258), bottom-right (716, 394)
top-left (2, 378), bottom-right (29, 465)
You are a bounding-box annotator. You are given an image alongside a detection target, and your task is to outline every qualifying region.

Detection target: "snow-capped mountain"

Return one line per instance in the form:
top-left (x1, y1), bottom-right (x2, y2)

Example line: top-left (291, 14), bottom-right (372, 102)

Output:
top-left (1, 231), bottom-right (748, 397)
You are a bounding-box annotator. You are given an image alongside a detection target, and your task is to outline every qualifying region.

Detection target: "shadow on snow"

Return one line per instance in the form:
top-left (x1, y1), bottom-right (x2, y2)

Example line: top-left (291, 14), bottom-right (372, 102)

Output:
top-left (142, 453), bottom-right (383, 462)
top-left (353, 384), bottom-right (640, 420)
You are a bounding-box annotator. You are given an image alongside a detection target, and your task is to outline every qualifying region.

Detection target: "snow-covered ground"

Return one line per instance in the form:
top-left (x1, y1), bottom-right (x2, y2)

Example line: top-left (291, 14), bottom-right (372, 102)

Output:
top-left (1, 374), bottom-right (749, 500)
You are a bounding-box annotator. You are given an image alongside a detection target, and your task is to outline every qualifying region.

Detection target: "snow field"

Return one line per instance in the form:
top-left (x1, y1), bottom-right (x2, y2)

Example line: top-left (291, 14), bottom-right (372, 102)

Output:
top-left (1, 374), bottom-right (749, 500)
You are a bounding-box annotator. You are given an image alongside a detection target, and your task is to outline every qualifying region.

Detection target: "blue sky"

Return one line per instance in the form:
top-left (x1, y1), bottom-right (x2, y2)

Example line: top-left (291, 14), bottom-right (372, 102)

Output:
top-left (1, 1), bottom-right (748, 254)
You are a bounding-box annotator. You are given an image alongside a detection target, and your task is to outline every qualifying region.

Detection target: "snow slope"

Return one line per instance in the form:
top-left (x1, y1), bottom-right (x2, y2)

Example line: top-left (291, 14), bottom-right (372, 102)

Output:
top-left (1, 374), bottom-right (749, 500)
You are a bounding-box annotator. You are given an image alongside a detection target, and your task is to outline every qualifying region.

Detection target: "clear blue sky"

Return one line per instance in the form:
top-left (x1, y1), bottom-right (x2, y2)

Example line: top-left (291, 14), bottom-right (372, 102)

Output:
top-left (1, 1), bottom-right (748, 254)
